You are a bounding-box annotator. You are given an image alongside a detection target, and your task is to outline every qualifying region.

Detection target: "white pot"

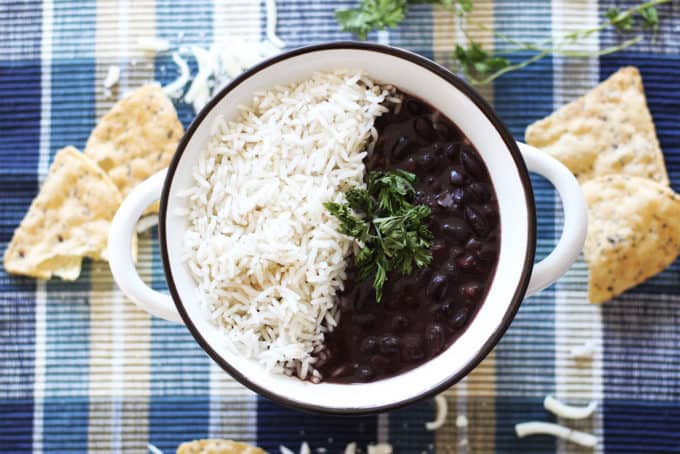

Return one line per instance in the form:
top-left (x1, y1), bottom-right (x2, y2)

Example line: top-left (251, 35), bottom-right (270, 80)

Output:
top-left (108, 43), bottom-right (587, 414)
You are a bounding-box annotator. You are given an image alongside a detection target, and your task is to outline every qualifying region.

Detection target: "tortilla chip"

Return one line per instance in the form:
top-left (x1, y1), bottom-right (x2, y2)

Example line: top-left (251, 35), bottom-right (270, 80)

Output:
top-left (525, 67), bottom-right (668, 185)
top-left (3, 146), bottom-right (124, 280)
top-left (583, 175), bottom-right (680, 304)
top-left (176, 439), bottom-right (267, 454)
top-left (84, 84), bottom-right (183, 212)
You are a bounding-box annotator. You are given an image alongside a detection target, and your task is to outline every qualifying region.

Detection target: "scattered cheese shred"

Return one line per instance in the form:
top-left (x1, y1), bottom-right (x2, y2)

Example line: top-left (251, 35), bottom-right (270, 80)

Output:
top-left (425, 394), bottom-right (448, 431)
top-left (103, 65), bottom-right (120, 89)
top-left (568, 339), bottom-right (597, 360)
top-left (163, 52), bottom-right (191, 99)
top-left (138, 37), bottom-right (171, 53)
top-left (266, 0), bottom-right (286, 48)
top-left (367, 443), bottom-right (393, 454)
top-left (515, 422), bottom-right (598, 448)
top-left (344, 442), bottom-right (357, 454)
top-left (147, 443), bottom-right (164, 454)
top-left (300, 442), bottom-right (311, 454)
top-left (544, 395), bottom-right (597, 419)
top-left (280, 446), bottom-right (295, 454)
top-left (456, 414), bottom-right (469, 428)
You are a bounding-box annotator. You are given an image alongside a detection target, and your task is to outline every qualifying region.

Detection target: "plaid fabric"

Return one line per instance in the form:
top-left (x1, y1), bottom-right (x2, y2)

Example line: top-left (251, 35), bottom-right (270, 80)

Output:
top-left (1, 1), bottom-right (679, 452)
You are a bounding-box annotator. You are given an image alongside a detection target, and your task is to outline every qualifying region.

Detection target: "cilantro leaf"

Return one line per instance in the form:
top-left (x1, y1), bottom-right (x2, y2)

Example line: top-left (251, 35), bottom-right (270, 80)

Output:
top-left (326, 170), bottom-right (433, 302)
top-left (455, 43), bottom-right (510, 80)
top-left (336, 0), bottom-right (408, 40)
top-left (606, 7), bottom-right (634, 32)
top-left (639, 6), bottom-right (659, 31)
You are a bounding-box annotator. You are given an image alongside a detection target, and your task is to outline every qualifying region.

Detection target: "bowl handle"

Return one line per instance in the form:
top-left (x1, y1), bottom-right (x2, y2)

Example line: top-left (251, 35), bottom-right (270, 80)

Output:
top-left (517, 142), bottom-right (588, 296)
top-left (108, 170), bottom-right (183, 323)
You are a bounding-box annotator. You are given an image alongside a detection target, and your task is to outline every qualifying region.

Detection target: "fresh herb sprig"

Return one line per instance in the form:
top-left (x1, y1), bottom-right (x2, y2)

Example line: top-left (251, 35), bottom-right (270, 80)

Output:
top-left (336, 0), bottom-right (670, 84)
top-left (325, 170), bottom-right (433, 302)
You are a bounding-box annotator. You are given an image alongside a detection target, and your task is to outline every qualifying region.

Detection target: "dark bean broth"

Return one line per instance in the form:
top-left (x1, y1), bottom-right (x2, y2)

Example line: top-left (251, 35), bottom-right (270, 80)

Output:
top-left (316, 93), bottom-right (501, 383)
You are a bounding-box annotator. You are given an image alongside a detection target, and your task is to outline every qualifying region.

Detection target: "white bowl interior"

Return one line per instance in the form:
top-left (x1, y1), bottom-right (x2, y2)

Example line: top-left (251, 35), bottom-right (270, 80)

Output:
top-left (164, 47), bottom-right (530, 411)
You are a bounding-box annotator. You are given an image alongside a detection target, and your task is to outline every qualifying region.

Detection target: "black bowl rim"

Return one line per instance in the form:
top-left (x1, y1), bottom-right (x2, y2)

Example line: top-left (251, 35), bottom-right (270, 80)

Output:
top-left (159, 41), bottom-right (536, 415)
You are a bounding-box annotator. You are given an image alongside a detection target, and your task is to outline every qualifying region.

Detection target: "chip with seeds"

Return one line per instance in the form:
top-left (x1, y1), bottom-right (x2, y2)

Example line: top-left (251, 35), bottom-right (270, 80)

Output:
top-left (176, 439), bottom-right (267, 454)
top-left (525, 67), bottom-right (668, 185)
top-left (84, 84), bottom-right (183, 212)
top-left (3, 146), bottom-right (130, 280)
top-left (583, 175), bottom-right (680, 304)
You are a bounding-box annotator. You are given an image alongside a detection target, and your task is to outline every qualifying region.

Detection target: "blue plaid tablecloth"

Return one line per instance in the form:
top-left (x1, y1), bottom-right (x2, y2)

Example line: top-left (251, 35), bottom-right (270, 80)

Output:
top-left (1, 1), bottom-right (679, 453)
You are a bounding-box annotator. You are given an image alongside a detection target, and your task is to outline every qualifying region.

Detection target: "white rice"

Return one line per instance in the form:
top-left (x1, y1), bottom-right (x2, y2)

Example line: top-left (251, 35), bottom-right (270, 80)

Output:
top-left (182, 69), bottom-right (389, 378)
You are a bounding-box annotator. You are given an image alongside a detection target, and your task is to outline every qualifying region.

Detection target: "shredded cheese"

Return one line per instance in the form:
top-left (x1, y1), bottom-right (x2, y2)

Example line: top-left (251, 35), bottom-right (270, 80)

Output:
top-left (103, 65), bottom-right (120, 89)
top-left (568, 339), bottom-right (597, 360)
top-left (300, 442), bottom-right (311, 454)
top-left (138, 37), bottom-right (171, 53)
top-left (162, 52), bottom-right (190, 98)
top-left (425, 394), bottom-right (448, 430)
top-left (544, 395), bottom-right (597, 419)
top-left (515, 422), bottom-right (597, 448)
top-left (147, 443), bottom-right (164, 454)
top-left (456, 414), bottom-right (469, 428)
top-left (344, 442), bottom-right (357, 454)
top-left (367, 443), bottom-right (393, 454)
top-left (265, 0), bottom-right (286, 48)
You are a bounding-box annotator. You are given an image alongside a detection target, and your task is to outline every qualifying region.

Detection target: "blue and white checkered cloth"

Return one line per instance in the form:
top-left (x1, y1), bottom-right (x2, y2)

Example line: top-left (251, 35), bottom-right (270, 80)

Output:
top-left (1, 1), bottom-right (679, 452)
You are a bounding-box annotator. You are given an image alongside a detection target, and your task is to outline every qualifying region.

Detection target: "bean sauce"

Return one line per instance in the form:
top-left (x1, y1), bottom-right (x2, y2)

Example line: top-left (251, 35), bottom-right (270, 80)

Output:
top-left (317, 93), bottom-right (501, 383)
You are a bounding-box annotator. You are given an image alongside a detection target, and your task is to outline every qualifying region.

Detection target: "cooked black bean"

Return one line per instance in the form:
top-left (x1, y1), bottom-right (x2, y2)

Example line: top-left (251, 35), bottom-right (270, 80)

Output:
top-left (456, 254), bottom-right (477, 270)
top-left (417, 152), bottom-right (436, 170)
top-left (391, 315), bottom-right (410, 332)
top-left (414, 117), bottom-right (436, 141)
top-left (360, 336), bottom-right (379, 355)
top-left (441, 259), bottom-right (459, 279)
top-left (444, 142), bottom-right (460, 159)
top-left (318, 93), bottom-right (499, 384)
top-left (460, 145), bottom-right (484, 177)
top-left (449, 169), bottom-right (466, 186)
top-left (379, 335), bottom-right (400, 354)
top-left (406, 98), bottom-right (427, 115)
top-left (467, 182), bottom-right (491, 202)
top-left (401, 333), bottom-right (425, 361)
top-left (460, 282), bottom-right (482, 299)
top-left (450, 307), bottom-right (469, 329)
top-left (427, 274), bottom-right (449, 301)
top-left (441, 218), bottom-right (470, 242)
top-left (465, 206), bottom-right (491, 237)
top-left (425, 323), bottom-right (446, 356)
top-left (355, 365), bottom-right (375, 382)
top-left (391, 136), bottom-right (411, 160)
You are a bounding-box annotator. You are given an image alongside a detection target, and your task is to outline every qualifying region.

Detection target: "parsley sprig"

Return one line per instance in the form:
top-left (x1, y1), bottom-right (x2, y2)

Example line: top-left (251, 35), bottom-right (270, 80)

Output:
top-left (325, 170), bottom-right (433, 302)
top-left (336, 0), bottom-right (670, 84)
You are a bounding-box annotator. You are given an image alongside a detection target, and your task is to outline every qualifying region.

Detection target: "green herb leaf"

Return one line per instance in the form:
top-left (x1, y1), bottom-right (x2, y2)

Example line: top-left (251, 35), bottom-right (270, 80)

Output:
top-left (606, 7), bottom-right (634, 32)
top-left (455, 43), bottom-right (510, 79)
top-left (326, 170), bottom-right (433, 302)
top-left (336, 0), bottom-right (408, 40)
top-left (639, 6), bottom-right (659, 31)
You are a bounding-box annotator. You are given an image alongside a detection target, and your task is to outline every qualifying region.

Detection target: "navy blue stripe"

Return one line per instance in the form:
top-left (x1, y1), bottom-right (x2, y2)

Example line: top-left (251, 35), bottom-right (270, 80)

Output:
top-left (604, 400), bottom-right (680, 453)
top-left (256, 397), bottom-right (378, 452)
top-left (0, 5), bottom-right (42, 451)
top-left (495, 396), bottom-right (557, 453)
top-left (0, 399), bottom-right (34, 452)
top-left (388, 400), bottom-right (434, 452)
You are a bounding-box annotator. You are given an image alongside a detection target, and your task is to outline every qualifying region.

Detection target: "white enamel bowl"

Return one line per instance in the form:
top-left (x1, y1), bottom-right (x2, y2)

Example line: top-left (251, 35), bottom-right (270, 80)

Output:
top-left (108, 43), bottom-right (587, 414)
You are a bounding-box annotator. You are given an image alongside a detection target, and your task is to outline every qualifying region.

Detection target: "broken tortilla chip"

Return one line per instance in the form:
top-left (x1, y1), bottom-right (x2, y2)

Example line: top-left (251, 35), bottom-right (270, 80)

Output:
top-left (525, 67), bottom-right (668, 185)
top-left (3, 146), bottom-right (125, 280)
top-left (176, 439), bottom-right (267, 454)
top-left (84, 84), bottom-right (183, 212)
top-left (583, 175), bottom-right (680, 304)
